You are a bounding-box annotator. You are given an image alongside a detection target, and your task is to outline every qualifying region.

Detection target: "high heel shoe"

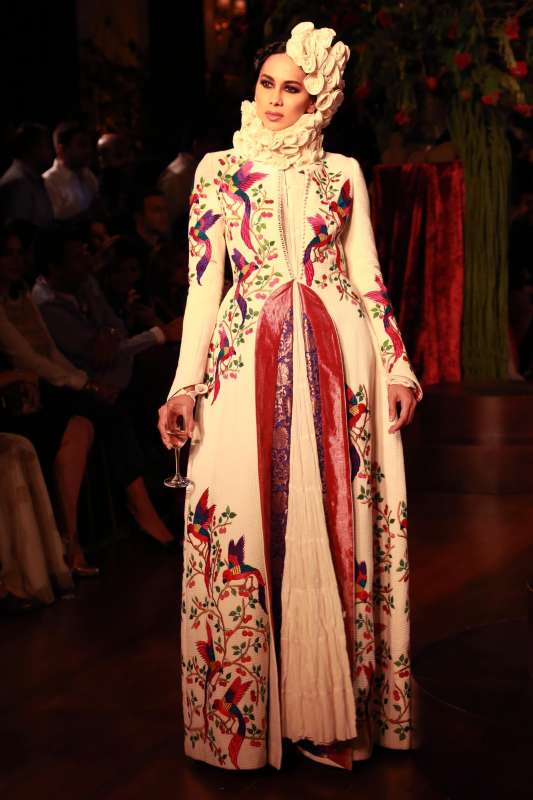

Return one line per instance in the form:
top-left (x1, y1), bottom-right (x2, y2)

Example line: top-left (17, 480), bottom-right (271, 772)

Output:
top-left (64, 538), bottom-right (100, 578)
top-left (71, 563), bottom-right (100, 578)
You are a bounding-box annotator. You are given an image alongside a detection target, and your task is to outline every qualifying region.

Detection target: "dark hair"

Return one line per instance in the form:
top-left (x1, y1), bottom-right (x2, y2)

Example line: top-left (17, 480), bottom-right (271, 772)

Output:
top-left (53, 120), bottom-right (90, 151)
top-left (35, 226), bottom-right (86, 276)
top-left (12, 123), bottom-right (49, 159)
top-left (253, 40), bottom-right (287, 74)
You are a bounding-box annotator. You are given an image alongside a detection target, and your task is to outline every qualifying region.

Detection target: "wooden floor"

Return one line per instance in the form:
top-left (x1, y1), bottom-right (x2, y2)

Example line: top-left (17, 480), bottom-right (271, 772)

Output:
top-left (1, 490), bottom-right (532, 800)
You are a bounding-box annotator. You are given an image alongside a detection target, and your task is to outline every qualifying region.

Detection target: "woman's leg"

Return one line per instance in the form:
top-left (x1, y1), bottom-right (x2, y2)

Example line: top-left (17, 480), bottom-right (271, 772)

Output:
top-left (126, 476), bottom-right (174, 544)
top-left (52, 415), bottom-right (95, 569)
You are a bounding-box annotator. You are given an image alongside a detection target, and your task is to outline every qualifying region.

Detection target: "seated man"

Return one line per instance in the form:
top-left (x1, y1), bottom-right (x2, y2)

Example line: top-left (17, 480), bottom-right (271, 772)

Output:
top-left (32, 228), bottom-right (181, 392)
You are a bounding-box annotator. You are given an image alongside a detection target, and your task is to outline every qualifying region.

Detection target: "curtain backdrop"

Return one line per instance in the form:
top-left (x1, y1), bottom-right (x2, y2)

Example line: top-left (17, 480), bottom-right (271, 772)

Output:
top-left (371, 162), bottom-right (464, 385)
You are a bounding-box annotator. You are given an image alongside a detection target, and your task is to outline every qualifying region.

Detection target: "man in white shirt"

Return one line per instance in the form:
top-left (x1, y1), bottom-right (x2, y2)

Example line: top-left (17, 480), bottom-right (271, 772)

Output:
top-left (43, 121), bottom-right (98, 222)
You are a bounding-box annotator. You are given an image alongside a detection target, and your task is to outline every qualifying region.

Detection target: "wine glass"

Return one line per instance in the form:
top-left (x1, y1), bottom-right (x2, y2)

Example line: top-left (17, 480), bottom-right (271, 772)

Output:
top-left (164, 410), bottom-right (190, 489)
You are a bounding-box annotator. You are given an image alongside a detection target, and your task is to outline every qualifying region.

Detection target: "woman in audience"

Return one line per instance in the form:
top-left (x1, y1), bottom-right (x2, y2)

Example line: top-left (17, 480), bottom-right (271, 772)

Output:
top-left (0, 428), bottom-right (75, 609)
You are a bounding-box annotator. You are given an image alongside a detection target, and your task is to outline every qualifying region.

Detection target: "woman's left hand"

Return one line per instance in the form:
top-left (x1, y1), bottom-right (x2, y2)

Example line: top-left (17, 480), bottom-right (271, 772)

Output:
top-left (388, 384), bottom-right (417, 433)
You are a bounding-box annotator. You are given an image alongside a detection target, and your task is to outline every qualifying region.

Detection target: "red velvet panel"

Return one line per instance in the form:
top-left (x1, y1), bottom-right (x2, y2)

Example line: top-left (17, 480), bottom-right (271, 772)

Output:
top-left (371, 162), bottom-right (464, 384)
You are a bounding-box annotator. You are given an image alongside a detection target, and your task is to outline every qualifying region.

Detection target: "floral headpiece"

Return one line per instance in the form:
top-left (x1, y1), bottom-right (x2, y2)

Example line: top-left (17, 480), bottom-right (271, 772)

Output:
top-left (286, 21), bottom-right (351, 128)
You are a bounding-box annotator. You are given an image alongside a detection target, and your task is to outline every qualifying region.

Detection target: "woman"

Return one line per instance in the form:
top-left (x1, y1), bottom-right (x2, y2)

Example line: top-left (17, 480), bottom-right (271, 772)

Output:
top-left (0, 431), bottom-right (75, 608)
top-left (159, 22), bottom-right (421, 771)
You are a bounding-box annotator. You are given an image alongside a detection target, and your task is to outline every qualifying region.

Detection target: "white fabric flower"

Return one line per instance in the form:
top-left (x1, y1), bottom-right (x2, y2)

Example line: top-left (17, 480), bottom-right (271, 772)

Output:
top-left (304, 71), bottom-right (325, 95)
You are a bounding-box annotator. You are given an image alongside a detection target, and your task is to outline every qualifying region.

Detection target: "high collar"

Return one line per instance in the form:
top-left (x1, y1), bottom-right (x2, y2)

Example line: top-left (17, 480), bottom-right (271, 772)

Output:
top-left (232, 100), bottom-right (325, 170)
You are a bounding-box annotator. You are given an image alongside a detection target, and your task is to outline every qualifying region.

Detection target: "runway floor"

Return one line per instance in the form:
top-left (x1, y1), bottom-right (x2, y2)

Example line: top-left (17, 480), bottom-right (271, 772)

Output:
top-left (2, 491), bottom-right (531, 800)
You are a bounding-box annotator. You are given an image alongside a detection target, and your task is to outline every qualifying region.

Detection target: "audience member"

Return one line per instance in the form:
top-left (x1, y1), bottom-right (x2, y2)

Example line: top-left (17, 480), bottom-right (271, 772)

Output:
top-left (146, 240), bottom-right (188, 324)
top-left (0, 123), bottom-right (54, 228)
top-left (32, 228), bottom-right (180, 392)
top-left (0, 431), bottom-right (75, 609)
top-left (0, 224), bottom-right (176, 548)
top-left (43, 121), bottom-right (98, 222)
top-left (0, 225), bottom-right (98, 574)
top-left (99, 236), bottom-right (163, 334)
top-left (132, 188), bottom-right (171, 263)
top-left (97, 132), bottom-right (136, 229)
top-left (157, 128), bottom-right (224, 230)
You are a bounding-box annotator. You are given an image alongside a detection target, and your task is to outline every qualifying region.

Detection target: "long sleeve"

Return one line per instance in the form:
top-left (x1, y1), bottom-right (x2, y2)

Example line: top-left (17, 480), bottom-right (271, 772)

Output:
top-left (0, 303), bottom-right (87, 390)
top-left (342, 158), bottom-right (422, 401)
top-left (167, 153), bottom-right (226, 398)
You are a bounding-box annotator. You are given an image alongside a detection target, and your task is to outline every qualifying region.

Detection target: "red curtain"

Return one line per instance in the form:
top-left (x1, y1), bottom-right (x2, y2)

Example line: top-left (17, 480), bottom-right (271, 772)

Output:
top-left (371, 162), bottom-right (464, 385)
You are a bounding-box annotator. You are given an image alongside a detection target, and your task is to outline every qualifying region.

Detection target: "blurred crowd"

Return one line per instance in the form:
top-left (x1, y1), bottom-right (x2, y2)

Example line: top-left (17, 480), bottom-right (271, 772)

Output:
top-left (0, 119), bottom-right (221, 612)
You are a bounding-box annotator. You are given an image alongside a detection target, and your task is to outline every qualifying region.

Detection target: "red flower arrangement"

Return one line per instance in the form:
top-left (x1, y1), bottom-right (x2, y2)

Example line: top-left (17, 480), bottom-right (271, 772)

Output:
top-left (454, 52), bottom-right (473, 71)
top-left (509, 61), bottom-right (528, 79)
top-left (394, 110), bottom-right (411, 127)
top-left (504, 18), bottom-right (520, 40)
top-left (513, 104), bottom-right (533, 118)
top-left (481, 93), bottom-right (501, 106)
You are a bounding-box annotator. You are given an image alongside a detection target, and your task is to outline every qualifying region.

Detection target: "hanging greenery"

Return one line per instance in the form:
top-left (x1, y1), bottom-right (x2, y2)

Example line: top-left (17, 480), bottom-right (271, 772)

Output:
top-left (264, 1), bottom-right (533, 379)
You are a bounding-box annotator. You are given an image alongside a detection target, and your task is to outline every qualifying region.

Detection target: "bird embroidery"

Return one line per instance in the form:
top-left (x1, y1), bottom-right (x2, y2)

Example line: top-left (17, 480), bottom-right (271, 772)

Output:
top-left (212, 676), bottom-right (252, 768)
top-left (196, 621), bottom-right (223, 740)
top-left (329, 179), bottom-right (353, 226)
top-left (330, 180), bottom-right (353, 274)
top-left (187, 489), bottom-right (216, 589)
top-left (231, 248), bottom-right (259, 326)
top-left (355, 560), bottom-right (369, 602)
top-left (222, 536), bottom-right (267, 613)
top-left (219, 161), bottom-right (267, 253)
top-left (303, 213), bottom-right (333, 286)
top-left (190, 209), bottom-right (221, 284)
top-left (364, 275), bottom-right (405, 363)
top-left (346, 385), bottom-right (367, 480)
top-left (212, 326), bottom-right (235, 403)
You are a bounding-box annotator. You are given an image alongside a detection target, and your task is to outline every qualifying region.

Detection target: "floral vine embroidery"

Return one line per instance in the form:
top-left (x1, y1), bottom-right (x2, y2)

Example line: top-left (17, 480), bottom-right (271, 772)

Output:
top-left (305, 165), bottom-right (362, 306)
top-left (203, 154), bottom-right (284, 401)
top-left (183, 489), bottom-right (269, 768)
top-left (364, 274), bottom-right (409, 371)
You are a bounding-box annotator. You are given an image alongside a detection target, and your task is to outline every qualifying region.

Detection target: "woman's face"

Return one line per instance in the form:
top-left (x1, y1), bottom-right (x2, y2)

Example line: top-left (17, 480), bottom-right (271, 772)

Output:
top-left (0, 235), bottom-right (26, 287)
top-left (255, 53), bottom-right (315, 131)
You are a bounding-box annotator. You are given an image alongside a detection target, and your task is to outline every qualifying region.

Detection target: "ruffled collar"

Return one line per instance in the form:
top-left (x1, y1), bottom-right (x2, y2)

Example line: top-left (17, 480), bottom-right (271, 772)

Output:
top-left (232, 100), bottom-right (325, 170)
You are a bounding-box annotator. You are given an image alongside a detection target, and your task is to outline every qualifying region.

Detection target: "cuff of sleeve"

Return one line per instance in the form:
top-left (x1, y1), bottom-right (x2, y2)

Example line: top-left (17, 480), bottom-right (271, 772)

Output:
top-left (151, 326), bottom-right (166, 344)
top-left (387, 375), bottom-right (423, 402)
top-left (169, 383), bottom-right (208, 401)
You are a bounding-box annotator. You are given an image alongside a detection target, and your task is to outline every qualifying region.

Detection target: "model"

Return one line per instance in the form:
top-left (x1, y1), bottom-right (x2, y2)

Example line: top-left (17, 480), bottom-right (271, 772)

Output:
top-left (159, 21), bottom-right (422, 771)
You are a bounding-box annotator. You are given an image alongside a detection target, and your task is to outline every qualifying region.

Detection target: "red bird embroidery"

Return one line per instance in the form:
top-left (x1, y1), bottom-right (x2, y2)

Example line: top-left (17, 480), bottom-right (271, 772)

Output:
top-left (219, 161), bottom-right (267, 253)
top-left (222, 536), bottom-right (267, 613)
top-left (212, 676), bottom-right (252, 768)
top-left (303, 213), bottom-right (332, 286)
top-left (196, 620), bottom-right (223, 739)
top-left (364, 275), bottom-right (405, 362)
top-left (212, 326), bottom-right (235, 403)
top-left (187, 489), bottom-right (216, 589)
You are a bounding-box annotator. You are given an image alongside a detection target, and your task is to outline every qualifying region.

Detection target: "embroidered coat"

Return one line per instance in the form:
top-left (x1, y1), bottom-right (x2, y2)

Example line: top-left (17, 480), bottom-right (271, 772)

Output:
top-left (168, 149), bottom-right (422, 771)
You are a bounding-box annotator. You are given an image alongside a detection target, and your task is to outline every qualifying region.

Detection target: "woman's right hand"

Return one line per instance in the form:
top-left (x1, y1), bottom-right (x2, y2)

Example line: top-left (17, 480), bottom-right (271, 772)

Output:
top-left (158, 393), bottom-right (194, 449)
